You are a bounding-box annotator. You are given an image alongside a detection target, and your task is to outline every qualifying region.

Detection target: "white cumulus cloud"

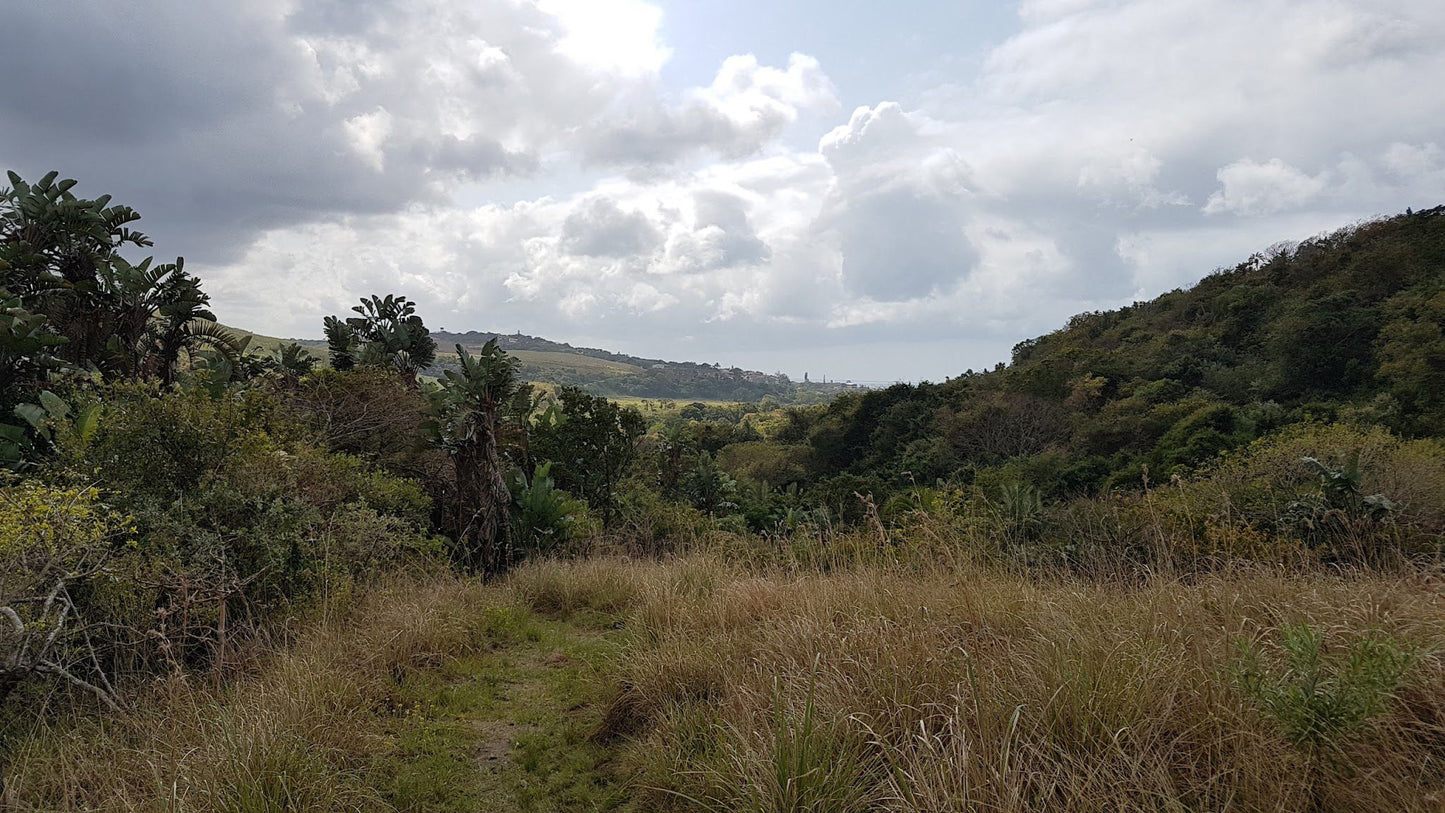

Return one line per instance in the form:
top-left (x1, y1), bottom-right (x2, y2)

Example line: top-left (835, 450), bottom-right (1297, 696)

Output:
top-left (1203, 158), bottom-right (1330, 216)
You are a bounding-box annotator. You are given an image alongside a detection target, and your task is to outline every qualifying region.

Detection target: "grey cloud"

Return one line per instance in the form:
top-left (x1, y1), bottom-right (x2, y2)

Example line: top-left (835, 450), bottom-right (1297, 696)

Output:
top-left (829, 185), bottom-right (978, 301)
top-left (0, 4), bottom-right (373, 259)
top-left (815, 102), bottom-right (979, 301)
top-left (691, 191), bottom-right (770, 265)
top-left (561, 197), bottom-right (662, 257)
top-left (0, 5), bottom-right (291, 143)
top-left (410, 134), bottom-right (538, 180)
top-left (0, 0), bottom-right (610, 262)
top-left (580, 102), bottom-right (768, 165)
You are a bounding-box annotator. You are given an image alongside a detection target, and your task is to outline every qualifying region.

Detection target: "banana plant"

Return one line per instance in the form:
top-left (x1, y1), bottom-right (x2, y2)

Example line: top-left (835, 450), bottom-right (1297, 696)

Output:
top-left (424, 340), bottom-right (522, 573)
top-left (325, 294), bottom-right (437, 383)
top-left (2, 172), bottom-right (240, 384)
top-left (1, 390), bottom-right (100, 468)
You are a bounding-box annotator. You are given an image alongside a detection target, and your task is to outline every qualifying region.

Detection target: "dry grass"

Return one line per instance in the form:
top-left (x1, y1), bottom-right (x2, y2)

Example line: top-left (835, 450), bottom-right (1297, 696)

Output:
top-left (510, 557), bottom-right (1445, 812)
top-left (4, 576), bottom-right (503, 812)
top-left (8, 557), bottom-right (1443, 811)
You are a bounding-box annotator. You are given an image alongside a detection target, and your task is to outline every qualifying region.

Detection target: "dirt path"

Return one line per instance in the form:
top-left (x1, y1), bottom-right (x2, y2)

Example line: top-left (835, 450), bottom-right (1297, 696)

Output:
top-left (380, 606), bottom-right (629, 812)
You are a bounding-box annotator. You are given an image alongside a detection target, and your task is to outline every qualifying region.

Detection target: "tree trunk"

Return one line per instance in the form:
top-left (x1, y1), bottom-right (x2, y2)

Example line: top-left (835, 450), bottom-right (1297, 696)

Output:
top-left (454, 411), bottom-right (512, 576)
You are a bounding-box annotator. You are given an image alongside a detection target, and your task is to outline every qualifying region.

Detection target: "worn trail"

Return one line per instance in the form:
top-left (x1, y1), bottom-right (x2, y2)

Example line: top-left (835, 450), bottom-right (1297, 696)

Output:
top-left (381, 606), bottom-right (628, 812)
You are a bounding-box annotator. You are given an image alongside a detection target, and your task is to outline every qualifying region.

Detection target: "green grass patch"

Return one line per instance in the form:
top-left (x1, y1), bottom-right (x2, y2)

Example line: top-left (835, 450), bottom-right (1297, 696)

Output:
top-left (379, 607), bottom-right (629, 812)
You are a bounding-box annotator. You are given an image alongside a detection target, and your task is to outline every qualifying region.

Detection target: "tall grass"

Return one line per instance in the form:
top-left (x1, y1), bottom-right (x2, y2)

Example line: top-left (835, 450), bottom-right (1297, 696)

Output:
top-left (506, 556), bottom-right (1445, 811)
top-left (7, 555), bottom-right (1442, 811)
top-left (3, 577), bottom-right (502, 812)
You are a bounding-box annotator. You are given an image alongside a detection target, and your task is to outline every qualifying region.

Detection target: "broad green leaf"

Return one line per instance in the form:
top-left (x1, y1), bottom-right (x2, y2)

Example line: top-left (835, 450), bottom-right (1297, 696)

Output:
top-left (38, 389), bottom-right (69, 418)
top-left (14, 403), bottom-right (47, 430)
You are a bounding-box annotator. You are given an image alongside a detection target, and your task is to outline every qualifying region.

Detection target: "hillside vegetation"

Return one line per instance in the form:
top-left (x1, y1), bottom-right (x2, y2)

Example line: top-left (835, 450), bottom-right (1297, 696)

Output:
top-left (1, 171), bottom-right (1442, 810)
top-left (803, 207), bottom-right (1445, 494)
top-left (432, 331), bottom-right (825, 402)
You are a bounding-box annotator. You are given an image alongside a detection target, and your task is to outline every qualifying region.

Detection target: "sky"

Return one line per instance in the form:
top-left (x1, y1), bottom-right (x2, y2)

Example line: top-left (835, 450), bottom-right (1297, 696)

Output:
top-left (2, 1), bottom-right (1442, 383)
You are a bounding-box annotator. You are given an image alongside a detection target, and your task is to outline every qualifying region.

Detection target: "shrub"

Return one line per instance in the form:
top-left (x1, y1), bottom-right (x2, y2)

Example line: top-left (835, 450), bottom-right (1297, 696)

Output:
top-left (0, 479), bottom-right (130, 709)
top-left (40, 383), bottom-right (442, 676)
top-left (613, 483), bottom-right (711, 555)
top-left (1234, 625), bottom-right (1417, 752)
top-left (56, 382), bottom-right (300, 505)
top-left (508, 461), bottom-right (593, 557)
top-left (1175, 422), bottom-right (1444, 563)
top-left (283, 366), bottom-right (431, 470)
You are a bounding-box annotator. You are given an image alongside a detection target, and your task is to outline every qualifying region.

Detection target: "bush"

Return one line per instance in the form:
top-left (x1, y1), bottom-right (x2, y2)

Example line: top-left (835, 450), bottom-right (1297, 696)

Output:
top-left (508, 462), bottom-right (594, 557)
top-left (1234, 625), bottom-right (1417, 752)
top-left (613, 482), bottom-right (711, 555)
top-left (1171, 422), bottom-right (1445, 563)
top-left (0, 479), bottom-right (131, 708)
top-left (283, 367), bottom-right (429, 465)
top-left (56, 382), bottom-right (300, 505)
top-left (35, 383), bottom-right (443, 677)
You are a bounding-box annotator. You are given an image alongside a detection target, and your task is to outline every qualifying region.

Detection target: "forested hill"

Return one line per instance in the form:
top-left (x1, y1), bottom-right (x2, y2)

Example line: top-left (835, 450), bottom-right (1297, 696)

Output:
top-left (807, 206), bottom-right (1445, 495)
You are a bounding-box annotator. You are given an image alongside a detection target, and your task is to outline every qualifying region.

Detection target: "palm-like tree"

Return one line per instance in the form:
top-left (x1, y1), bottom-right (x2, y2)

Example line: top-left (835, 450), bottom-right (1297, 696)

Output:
top-left (265, 342), bottom-right (316, 379)
top-left (424, 340), bottom-right (522, 574)
top-left (131, 259), bottom-right (246, 384)
top-left (326, 295), bottom-right (437, 385)
top-left (323, 315), bottom-right (357, 371)
top-left (1, 172), bottom-right (243, 382)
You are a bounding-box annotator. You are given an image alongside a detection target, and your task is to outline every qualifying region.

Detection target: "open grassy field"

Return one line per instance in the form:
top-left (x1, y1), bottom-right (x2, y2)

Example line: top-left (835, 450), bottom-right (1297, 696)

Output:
top-left (501, 349), bottom-right (643, 377)
top-left (10, 554), bottom-right (1442, 812)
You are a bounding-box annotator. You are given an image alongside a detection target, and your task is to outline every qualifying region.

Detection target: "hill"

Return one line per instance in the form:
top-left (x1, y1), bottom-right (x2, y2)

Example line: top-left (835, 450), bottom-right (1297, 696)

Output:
top-left (239, 326), bottom-right (851, 403)
top-left (432, 330), bottom-right (850, 401)
top-left (800, 206), bottom-right (1445, 495)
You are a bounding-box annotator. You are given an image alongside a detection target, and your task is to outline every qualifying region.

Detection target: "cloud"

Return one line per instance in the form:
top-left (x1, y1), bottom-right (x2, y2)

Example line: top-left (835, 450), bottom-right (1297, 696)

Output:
top-left (561, 197), bottom-right (663, 257)
top-left (536, 0), bottom-right (672, 77)
top-left (344, 107), bottom-right (394, 172)
top-left (0, 0), bottom-right (788, 261)
top-left (658, 190), bottom-right (771, 274)
top-left (5, 0), bottom-right (1444, 381)
top-left (1203, 158), bottom-right (1330, 216)
top-left (814, 103), bottom-right (980, 301)
top-left (1382, 141), bottom-right (1444, 180)
top-left (580, 53), bottom-right (838, 165)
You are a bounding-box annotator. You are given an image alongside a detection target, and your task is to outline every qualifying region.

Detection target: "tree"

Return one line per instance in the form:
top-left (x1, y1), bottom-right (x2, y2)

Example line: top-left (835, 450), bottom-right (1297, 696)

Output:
top-left (323, 316), bottom-right (357, 372)
top-left (424, 341), bottom-right (522, 574)
top-left (0, 171), bottom-right (242, 382)
top-left (0, 286), bottom-right (66, 403)
top-left (262, 342), bottom-right (317, 380)
top-left (531, 386), bottom-right (644, 526)
top-left (679, 452), bottom-right (737, 516)
top-left (325, 295), bottom-right (436, 385)
top-left (146, 263), bottom-right (244, 385)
